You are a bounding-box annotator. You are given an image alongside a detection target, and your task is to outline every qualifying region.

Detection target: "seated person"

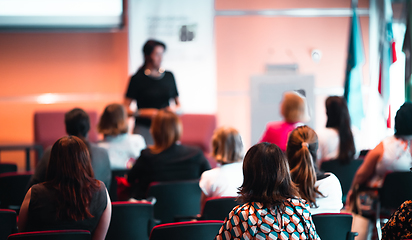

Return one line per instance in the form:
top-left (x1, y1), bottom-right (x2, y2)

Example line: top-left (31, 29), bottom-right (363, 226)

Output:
top-left (127, 109), bottom-right (211, 199)
top-left (382, 200), bottom-right (412, 240)
top-left (199, 127), bottom-right (244, 208)
top-left (286, 125), bottom-right (343, 215)
top-left (215, 142), bottom-right (320, 239)
top-left (97, 103), bottom-right (146, 170)
top-left (18, 136), bottom-right (111, 240)
top-left (259, 91), bottom-right (310, 152)
top-left (28, 108), bottom-right (111, 189)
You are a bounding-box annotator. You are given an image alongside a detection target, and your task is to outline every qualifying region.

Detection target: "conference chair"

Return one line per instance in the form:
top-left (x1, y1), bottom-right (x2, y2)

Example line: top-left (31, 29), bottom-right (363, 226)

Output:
top-left (0, 209), bottom-right (17, 240)
top-left (312, 213), bottom-right (357, 240)
top-left (149, 220), bottom-right (223, 240)
top-left (320, 159), bottom-right (363, 203)
top-left (147, 180), bottom-right (202, 224)
top-left (108, 169), bottom-right (128, 201)
top-left (0, 172), bottom-right (32, 210)
top-left (0, 163), bottom-right (17, 174)
top-left (200, 197), bottom-right (238, 221)
top-left (105, 202), bottom-right (155, 240)
top-left (376, 171), bottom-right (412, 239)
top-left (7, 230), bottom-right (91, 240)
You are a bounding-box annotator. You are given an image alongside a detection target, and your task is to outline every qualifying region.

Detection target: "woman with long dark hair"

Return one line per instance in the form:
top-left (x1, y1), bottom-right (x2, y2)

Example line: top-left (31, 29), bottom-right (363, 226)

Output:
top-left (124, 39), bottom-right (180, 145)
top-left (317, 96), bottom-right (357, 166)
top-left (286, 126), bottom-right (343, 215)
top-left (18, 136), bottom-right (111, 240)
top-left (215, 142), bottom-right (319, 239)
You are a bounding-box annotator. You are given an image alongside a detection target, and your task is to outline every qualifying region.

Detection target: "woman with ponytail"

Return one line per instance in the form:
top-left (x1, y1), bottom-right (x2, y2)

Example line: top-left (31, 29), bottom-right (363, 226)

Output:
top-left (286, 126), bottom-right (343, 215)
top-left (317, 96), bottom-right (359, 167)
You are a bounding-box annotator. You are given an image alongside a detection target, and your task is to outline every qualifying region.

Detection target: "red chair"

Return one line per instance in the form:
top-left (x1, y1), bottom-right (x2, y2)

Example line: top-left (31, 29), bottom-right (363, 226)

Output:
top-left (0, 209), bottom-right (17, 240)
top-left (34, 111), bottom-right (99, 152)
top-left (200, 197), bottom-right (238, 221)
top-left (312, 213), bottom-right (357, 240)
top-left (0, 172), bottom-right (32, 210)
top-left (149, 220), bottom-right (223, 240)
top-left (7, 230), bottom-right (91, 240)
top-left (105, 202), bottom-right (154, 240)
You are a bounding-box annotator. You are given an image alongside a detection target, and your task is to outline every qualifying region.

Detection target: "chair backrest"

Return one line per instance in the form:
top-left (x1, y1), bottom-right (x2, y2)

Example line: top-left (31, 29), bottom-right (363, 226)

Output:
top-left (201, 197), bottom-right (239, 220)
top-left (7, 230), bottom-right (91, 240)
top-left (34, 111), bottom-right (99, 151)
top-left (179, 114), bottom-right (217, 167)
top-left (149, 220), bottom-right (223, 240)
top-left (312, 213), bottom-right (353, 240)
top-left (0, 172), bottom-right (32, 209)
top-left (320, 159), bottom-right (363, 198)
top-left (147, 180), bottom-right (202, 224)
top-left (105, 202), bottom-right (154, 240)
top-left (108, 169), bottom-right (129, 201)
top-left (380, 171), bottom-right (412, 210)
top-left (0, 209), bottom-right (17, 240)
top-left (0, 164), bottom-right (17, 174)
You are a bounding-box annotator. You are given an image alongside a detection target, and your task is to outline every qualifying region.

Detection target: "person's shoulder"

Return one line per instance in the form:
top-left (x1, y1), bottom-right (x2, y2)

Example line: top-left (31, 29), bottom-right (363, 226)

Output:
top-left (89, 143), bottom-right (109, 156)
top-left (129, 134), bottom-right (146, 143)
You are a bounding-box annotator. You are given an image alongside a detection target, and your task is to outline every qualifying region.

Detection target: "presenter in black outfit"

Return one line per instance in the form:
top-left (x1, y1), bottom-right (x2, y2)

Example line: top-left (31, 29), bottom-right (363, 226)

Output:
top-left (124, 40), bottom-right (180, 145)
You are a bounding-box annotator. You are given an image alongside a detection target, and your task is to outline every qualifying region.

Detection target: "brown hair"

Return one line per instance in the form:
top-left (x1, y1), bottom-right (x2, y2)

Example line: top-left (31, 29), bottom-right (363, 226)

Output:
top-left (212, 127), bottom-right (243, 164)
top-left (98, 103), bottom-right (128, 136)
top-left (239, 142), bottom-right (300, 209)
top-left (45, 136), bottom-right (100, 221)
top-left (286, 126), bottom-right (322, 207)
top-left (281, 91), bottom-right (310, 123)
top-left (150, 109), bottom-right (182, 153)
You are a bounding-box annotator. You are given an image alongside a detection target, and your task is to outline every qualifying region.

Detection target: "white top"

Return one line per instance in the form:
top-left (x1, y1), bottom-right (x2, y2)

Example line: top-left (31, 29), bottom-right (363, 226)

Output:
top-left (311, 172), bottom-right (343, 215)
top-left (98, 133), bottom-right (146, 170)
top-left (368, 135), bottom-right (412, 188)
top-left (199, 162), bottom-right (243, 198)
top-left (317, 127), bottom-right (360, 168)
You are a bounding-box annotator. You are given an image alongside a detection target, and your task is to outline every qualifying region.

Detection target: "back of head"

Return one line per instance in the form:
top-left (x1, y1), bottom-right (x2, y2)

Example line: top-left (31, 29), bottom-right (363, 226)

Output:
top-left (212, 127), bottom-right (244, 164)
top-left (281, 91), bottom-right (310, 123)
top-left (46, 136), bottom-right (99, 221)
top-left (239, 142), bottom-right (299, 208)
top-left (150, 109), bottom-right (182, 153)
top-left (98, 103), bottom-right (128, 136)
top-left (286, 125), bottom-right (320, 206)
top-left (65, 108), bottom-right (90, 139)
top-left (325, 96), bottom-right (355, 163)
top-left (395, 102), bottom-right (412, 137)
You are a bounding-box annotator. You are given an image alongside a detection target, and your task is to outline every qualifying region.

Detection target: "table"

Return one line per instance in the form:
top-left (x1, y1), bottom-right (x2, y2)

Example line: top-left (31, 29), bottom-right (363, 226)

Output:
top-left (0, 143), bottom-right (43, 171)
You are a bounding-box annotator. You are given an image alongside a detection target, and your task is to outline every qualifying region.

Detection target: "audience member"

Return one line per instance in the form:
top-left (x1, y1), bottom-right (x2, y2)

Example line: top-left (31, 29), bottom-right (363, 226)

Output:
top-left (286, 125), bottom-right (343, 215)
top-left (382, 200), bottom-right (412, 240)
top-left (18, 136), bottom-right (111, 240)
top-left (259, 91), bottom-right (310, 152)
top-left (215, 142), bottom-right (319, 240)
top-left (97, 103), bottom-right (146, 170)
top-left (317, 96), bottom-right (359, 167)
top-left (28, 108), bottom-right (111, 189)
top-left (127, 109), bottom-right (210, 199)
top-left (199, 127), bottom-right (244, 208)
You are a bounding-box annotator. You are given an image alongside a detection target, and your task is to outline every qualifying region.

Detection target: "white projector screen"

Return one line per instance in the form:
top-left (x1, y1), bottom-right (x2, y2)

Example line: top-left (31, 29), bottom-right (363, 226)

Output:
top-left (0, 0), bottom-right (123, 29)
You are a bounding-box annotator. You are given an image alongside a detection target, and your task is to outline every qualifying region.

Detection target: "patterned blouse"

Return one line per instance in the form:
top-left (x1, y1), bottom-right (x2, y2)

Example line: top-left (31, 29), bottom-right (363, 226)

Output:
top-left (382, 200), bottom-right (412, 240)
top-left (215, 199), bottom-right (320, 240)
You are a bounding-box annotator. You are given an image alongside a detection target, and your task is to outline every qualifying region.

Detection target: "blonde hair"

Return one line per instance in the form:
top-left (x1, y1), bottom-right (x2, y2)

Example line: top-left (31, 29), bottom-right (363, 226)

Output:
top-left (281, 91), bottom-right (310, 123)
top-left (150, 109), bottom-right (182, 154)
top-left (98, 103), bottom-right (128, 136)
top-left (212, 127), bottom-right (244, 164)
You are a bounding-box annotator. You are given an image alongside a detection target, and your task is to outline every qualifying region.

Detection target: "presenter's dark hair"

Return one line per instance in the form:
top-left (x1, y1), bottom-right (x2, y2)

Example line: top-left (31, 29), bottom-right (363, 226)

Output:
top-left (325, 96), bottom-right (355, 164)
top-left (395, 102), bottom-right (412, 136)
top-left (45, 136), bottom-right (100, 221)
top-left (238, 142), bottom-right (299, 209)
top-left (65, 108), bottom-right (90, 138)
top-left (142, 39), bottom-right (166, 68)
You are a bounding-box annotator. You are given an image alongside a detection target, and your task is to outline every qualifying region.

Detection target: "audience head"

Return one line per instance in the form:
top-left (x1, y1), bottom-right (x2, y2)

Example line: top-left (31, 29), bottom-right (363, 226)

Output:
top-left (281, 91), bottom-right (310, 123)
top-left (98, 103), bottom-right (128, 137)
top-left (325, 96), bottom-right (355, 163)
top-left (212, 127), bottom-right (244, 165)
top-left (46, 136), bottom-right (99, 221)
top-left (142, 39), bottom-right (166, 70)
top-left (239, 142), bottom-right (299, 208)
top-left (394, 102), bottom-right (412, 137)
top-left (286, 125), bottom-right (321, 207)
top-left (150, 109), bottom-right (182, 152)
top-left (65, 108), bottom-right (90, 139)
